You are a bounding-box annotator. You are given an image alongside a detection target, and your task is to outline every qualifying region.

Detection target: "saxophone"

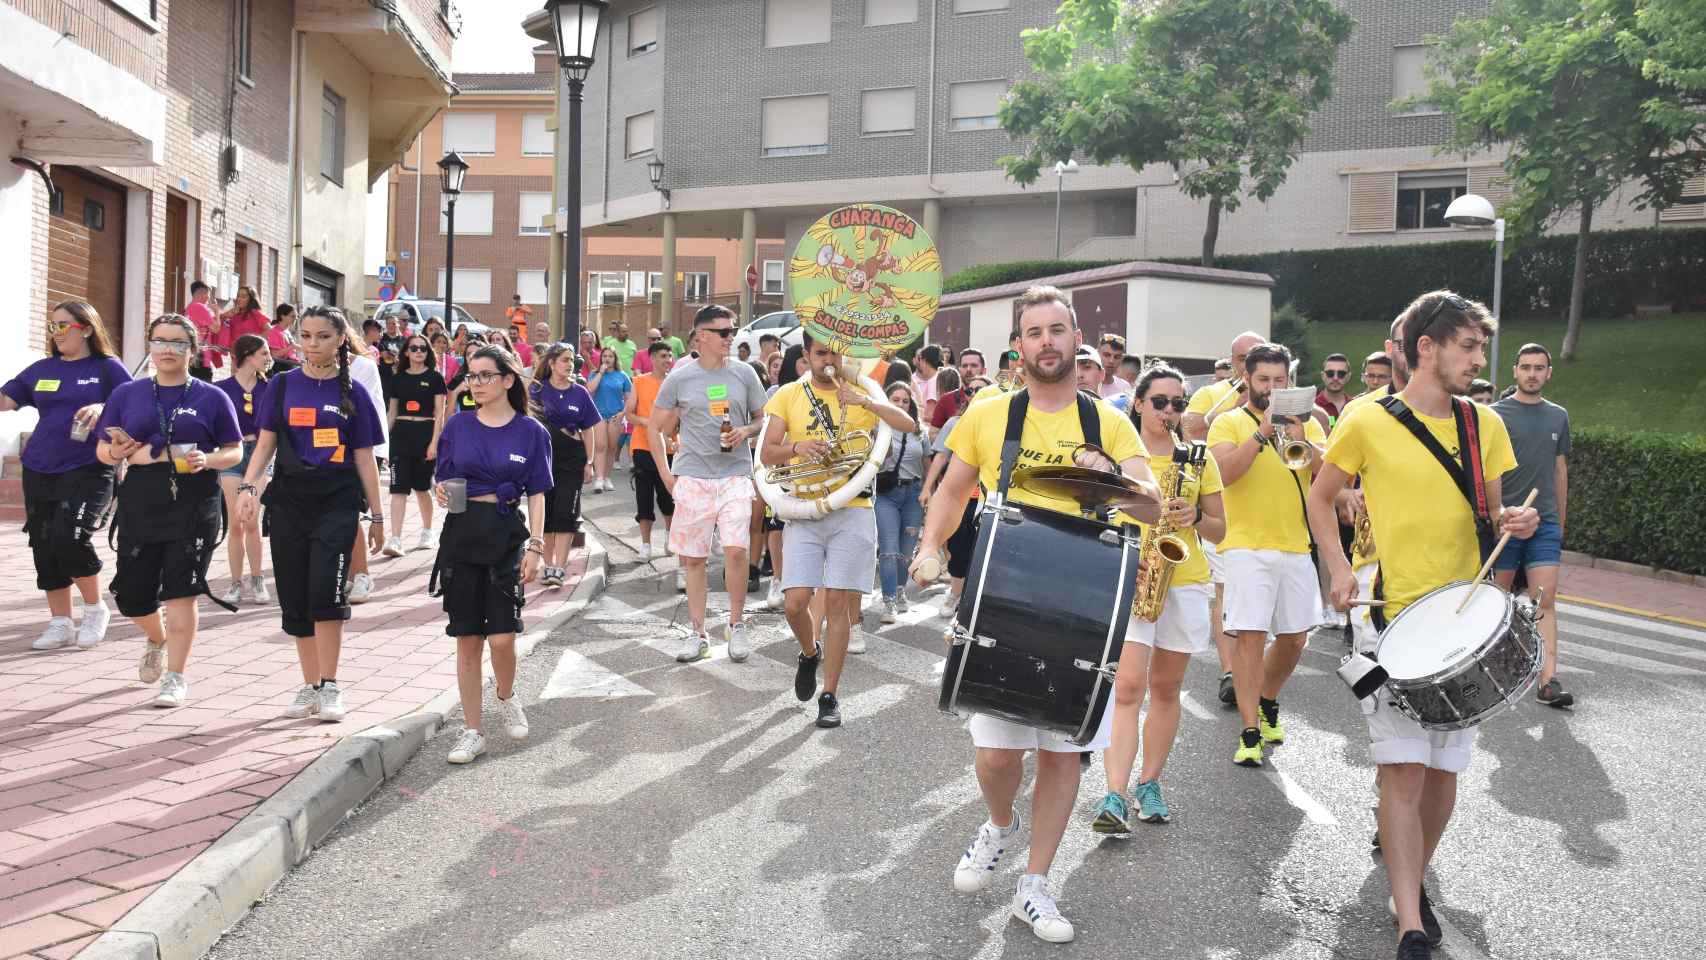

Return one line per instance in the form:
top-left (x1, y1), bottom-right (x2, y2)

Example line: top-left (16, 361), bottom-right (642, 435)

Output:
top-left (1352, 503), bottom-right (1375, 557)
top-left (1132, 439), bottom-right (1205, 623)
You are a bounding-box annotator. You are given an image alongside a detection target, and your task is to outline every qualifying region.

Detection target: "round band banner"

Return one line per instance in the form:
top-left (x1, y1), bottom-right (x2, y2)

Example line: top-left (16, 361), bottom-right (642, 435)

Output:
top-left (789, 203), bottom-right (941, 358)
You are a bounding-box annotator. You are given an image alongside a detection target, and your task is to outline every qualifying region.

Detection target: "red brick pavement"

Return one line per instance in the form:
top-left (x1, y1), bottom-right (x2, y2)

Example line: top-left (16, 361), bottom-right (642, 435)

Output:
top-left (0, 515), bottom-right (585, 959)
top-left (1558, 560), bottom-right (1706, 626)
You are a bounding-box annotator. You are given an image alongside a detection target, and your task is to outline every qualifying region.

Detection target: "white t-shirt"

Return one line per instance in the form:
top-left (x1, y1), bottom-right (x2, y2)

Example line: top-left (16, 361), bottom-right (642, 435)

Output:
top-left (349, 353), bottom-right (389, 459)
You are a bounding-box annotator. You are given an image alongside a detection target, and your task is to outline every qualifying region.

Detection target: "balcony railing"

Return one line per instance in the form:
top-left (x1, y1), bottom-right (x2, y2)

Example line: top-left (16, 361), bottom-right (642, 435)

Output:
top-left (438, 0), bottom-right (463, 37)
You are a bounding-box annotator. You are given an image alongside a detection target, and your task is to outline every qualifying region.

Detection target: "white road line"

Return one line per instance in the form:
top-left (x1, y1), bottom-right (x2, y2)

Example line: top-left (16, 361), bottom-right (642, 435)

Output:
top-left (1558, 602), bottom-right (1706, 643)
top-left (1178, 690), bottom-right (1215, 721)
top-left (539, 649), bottom-right (654, 700)
top-left (1558, 640), bottom-right (1706, 676)
top-left (1558, 620), bottom-right (1706, 663)
top-left (1263, 762), bottom-right (1339, 826)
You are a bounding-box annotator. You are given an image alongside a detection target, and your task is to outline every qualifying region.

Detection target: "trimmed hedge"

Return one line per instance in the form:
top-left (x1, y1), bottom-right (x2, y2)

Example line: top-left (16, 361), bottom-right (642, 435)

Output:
top-left (942, 227), bottom-right (1706, 325)
top-left (1564, 429), bottom-right (1706, 576)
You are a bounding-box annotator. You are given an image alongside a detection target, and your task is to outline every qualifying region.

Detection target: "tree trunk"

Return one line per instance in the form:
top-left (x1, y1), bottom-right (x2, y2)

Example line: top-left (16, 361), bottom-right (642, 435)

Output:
top-left (1201, 195), bottom-right (1222, 268)
top-left (1561, 199), bottom-right (1593, 361)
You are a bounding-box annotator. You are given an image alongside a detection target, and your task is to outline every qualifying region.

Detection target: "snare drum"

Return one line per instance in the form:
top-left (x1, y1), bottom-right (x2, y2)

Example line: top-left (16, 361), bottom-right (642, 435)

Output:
top-left (937, 499), bottom-right (1137, 745)
top-left (1375, 580), bottom-right (1542, 731)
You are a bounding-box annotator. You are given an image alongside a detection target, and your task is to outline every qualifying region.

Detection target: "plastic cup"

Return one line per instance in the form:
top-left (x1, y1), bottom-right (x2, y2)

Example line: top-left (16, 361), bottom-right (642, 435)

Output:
top-left (169, 443), bottom-right (195, 474)
top-left (442, 478), bottom-right (468, 514)
top-left (69, 419), bottom-right (91, 443)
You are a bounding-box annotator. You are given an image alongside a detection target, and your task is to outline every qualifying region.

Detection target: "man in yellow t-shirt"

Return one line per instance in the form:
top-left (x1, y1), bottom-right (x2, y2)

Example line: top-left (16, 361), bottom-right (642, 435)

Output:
top-left (1206, 342), bottom-right (1328, 768)
top-left (909, 287), bottom-right (1155, 945)
top-left (1307, 291), bottom-right (1534, 955)
top-left (759, 334), bottom-right (914, 730)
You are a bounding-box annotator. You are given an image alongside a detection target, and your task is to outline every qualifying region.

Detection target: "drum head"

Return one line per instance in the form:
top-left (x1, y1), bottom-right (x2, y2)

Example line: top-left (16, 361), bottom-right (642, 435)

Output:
top-left (1378, 582), bottom-right (1510, 681)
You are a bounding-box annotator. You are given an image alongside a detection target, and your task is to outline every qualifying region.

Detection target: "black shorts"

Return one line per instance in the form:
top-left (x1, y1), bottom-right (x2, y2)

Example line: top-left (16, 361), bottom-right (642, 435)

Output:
top-left (545, 430), bottom-right (588, 534)
top-left (111, 466), bottom-right (221, 617)
top-left (437, 504), bottom-right (527, 637)
top-left (390, 455), bottom-right (435, 493)
top-left (113, 528), bottom-right (219, 617)
top-left (265, 472), bottom-right (362, 637)
top-left (23, 464), bottom-right (112, 591)
top-left (945, 500), bottom-right (981, 580)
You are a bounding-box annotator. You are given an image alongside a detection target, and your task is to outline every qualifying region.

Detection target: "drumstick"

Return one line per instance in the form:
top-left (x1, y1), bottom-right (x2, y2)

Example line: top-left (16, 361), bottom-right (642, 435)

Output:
top-left (1347, 599), bottom-right (1386, 607)
top-left (1454, 488), bottom-right (1538, 614)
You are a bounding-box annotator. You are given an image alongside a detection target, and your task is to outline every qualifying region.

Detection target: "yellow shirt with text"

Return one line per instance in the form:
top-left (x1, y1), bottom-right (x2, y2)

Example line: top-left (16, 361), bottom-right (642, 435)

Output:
top-left (763, 379), bottom-right (880, 509)
top-left (947, 390), bottom-right (1142, 516)
top-left (1116, 448), bottom-right (1224, 587)
top-left (1324, 397), bottom-right (1516, 615)
top-left (1207, 408), bottom-right (1328, 553)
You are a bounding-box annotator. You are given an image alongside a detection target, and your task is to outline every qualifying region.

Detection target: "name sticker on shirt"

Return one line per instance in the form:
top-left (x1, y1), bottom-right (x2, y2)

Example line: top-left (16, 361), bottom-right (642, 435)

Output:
top-left (706, 384), bottom-right (729, 401)
top-left (34, 379), bottom-right (60, 392)
top-left (288, 407), bottom-right (317, 427)
top-left (708, 399), bottom-right (730, 417)
top-left (405, 400), bottom-right (422, 412)
top-left (312, 427), bottom-right (340, 448)
top-left (330, 444), bottom-right (345, 464)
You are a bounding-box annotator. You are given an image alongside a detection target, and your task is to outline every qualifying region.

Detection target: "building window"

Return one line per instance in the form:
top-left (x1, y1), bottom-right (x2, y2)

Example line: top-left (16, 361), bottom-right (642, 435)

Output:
top-left (436, 268), bottom-right (492, 304)
top-left (516, 270), bottom-right (548, 305)
top-left (521, 114), bottom-right (553, 155)
top-left (630, 7), bottom-right (659, 55)
top-left (865, 0), bottom-right (916, 25)
top-left (320, 87), bottom-right (345, 185)
top-left (236, 0), bottom-right (252, 81)
top-left (1392, 45), bottom-right (1435, 115)
top-left (953, 0), bottom-right (1010, 12)
top-left (761, 95), bottom-right (830, 157)
top-left (647, 272), bottom-right (665, 302)
top-left (949, 80), bottom-right (1005, 131)
top-left (109, 0), bottom-right (157, 25)
top-left (1396, 173), bottom-right (1466, 230)
top-left (519, 193), bottom-right (552, 235)
top-left (302, 260), bottom-right (341, 308)
top-left (684, 272), bottom-right (710, 301)
top-left (588, 271), bottom-right (627, 306)
top-left (439, 192), bottom-right (494, 235)
top-left (625, 111), bottom-right (656, 158)
top-left (443, 113), bottom-right (497, 155)
top-left (762, 260), bottom-right (785, 295)
top-left (765, 0), bottom-right (830, 48)
top-left (82, 199), bottom-right (105, 231)
top-left (861, 87), bottom-right (916, 136)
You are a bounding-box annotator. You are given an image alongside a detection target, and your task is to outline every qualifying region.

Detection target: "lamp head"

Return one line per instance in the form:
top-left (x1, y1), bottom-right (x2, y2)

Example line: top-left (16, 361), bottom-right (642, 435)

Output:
top-left (1444, 192), bottom-right (1497, 227)
top-left (437, 151), bottom-right (468, 195)
top-left (545, 0), bottom-right (609, 82)
top-left (647, 155), bottom-right (664, 191)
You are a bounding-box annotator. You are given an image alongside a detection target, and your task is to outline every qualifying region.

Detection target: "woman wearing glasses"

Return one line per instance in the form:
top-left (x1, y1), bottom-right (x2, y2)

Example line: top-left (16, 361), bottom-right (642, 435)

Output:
top-left (381, 334), bottom-right (448, 557)
top-left (214, 334), bottom-right (274, 606)
top-left (238, 306), bottom-right (388, 723)
top-left (1088, 363), bottom-right (1226, 834)
top-left (530, 342), bottom-right (601, 588)
top-left (431, 346), bottom-right (552, 764)
top-left (95, 316), bottom-right (243, 707)
top-left (1, 301), bottom-right (131, 651)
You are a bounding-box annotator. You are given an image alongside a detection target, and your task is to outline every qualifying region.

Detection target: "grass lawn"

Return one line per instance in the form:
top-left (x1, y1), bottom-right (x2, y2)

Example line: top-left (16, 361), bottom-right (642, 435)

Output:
top-left (1301, 313), bottom-right (1706, 438)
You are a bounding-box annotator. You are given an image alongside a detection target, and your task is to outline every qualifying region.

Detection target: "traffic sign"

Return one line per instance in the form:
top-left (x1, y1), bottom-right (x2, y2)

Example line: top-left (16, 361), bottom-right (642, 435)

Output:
top-left (745, 263), bottom-right (759, 292)
top-left (378, 264), bottom-right (396, 283)
top-left (378, 285), bottom-right (396, 301)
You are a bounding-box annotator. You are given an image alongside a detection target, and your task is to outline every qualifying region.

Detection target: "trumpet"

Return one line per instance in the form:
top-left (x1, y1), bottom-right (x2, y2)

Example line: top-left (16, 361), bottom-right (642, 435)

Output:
top-left (1270, 414), bottom-right (1312, 470)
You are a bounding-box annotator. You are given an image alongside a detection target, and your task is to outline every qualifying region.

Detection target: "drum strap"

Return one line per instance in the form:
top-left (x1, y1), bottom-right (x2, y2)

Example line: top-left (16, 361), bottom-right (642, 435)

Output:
top-left (993, 389), bottom-right (1102, 501)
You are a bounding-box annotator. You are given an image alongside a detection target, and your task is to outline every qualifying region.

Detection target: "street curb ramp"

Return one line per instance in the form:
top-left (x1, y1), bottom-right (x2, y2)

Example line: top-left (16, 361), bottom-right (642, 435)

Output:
top-left (75, 534), bottom-right (611, 960)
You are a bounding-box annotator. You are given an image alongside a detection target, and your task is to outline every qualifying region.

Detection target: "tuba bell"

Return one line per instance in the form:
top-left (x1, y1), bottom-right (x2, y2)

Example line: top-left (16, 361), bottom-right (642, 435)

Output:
top-left (754, 364), bottom-right (892, 521)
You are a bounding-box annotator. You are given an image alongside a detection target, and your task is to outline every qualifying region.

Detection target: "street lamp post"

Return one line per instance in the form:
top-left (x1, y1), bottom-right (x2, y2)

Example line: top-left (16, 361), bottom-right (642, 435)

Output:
top-left (437, 151), bottom-right (468, 334)
top-left (1053, 159), bottom-right (1079, 260)
top-left (545, 0), bottom-right (610, 349)
top-left (1444, 193), bottom-right (1505, 385)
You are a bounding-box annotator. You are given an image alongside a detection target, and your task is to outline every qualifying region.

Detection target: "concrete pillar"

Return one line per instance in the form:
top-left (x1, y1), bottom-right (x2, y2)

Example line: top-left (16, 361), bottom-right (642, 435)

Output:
top-left (546, 106), bottom-right (564, 341)
top-left (738, 208), bottom-right (757, 322)
top-left (660, 212), bottom-right (677, 338)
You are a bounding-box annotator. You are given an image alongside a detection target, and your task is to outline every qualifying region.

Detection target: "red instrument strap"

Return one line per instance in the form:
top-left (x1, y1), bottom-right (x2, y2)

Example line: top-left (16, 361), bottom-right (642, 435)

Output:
top-left (1457, 397), bottom-right (1490, 521)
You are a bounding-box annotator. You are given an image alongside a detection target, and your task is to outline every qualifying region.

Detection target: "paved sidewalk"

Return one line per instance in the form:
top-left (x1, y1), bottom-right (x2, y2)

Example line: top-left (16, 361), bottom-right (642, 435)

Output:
top-left (1559, 560), bottom-right (1706, 626)
top-left (0, 513), bottom-right (587, 960)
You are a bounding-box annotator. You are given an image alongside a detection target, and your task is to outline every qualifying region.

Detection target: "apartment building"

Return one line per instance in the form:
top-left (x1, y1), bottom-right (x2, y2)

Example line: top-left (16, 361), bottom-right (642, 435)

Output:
top-left (519, 0), bottom-right (1705, 353)
top-left (1, 0), bottom-right (455, 460)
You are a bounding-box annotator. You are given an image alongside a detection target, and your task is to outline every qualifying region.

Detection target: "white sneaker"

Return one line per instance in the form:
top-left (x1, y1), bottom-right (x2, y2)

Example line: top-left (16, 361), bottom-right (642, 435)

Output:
top-left (154, 672), bottom-right (188, 708)
top-left (881, 599), bottom-right (898, 624)
top-left (447, 728), bottom-right (486, 764)
top-left (417, 527), bottom-right (435, 551)
top-left (500, 696), bottom-right (529, 740)
top-left (221, 581), bottom-right (244, 606)
top-left (381, 536), bottom-right (405, 558)
top-left (283, 684), bottom-right (320, 719)
top-left (138, 642), bottom-right (165, 684)
top-left (638, 542), bottom-right (652, 562)
top-left (897, 592), bottom-right (910, 614)
top-left (1012, 874), bottom-right (1075, 943)
top-left (32, 618), bottom-right (74, 651)
top-left (675, 568), bottom-right (687, 593)
top-left (954, 814), bottom-right (1022, 893)
top-left (847, 630), bottom-right (867, 655)
top-left (726, 621), bottom-right (752, 663)
top-left (76, 604), bottom-right (111, 649)
top-left (348, 573), bottom-right (374, 604)
top-left (675, 631), bottom-right (710, 663)
top-left (250, 575), bottom-right (271, 604)
top-left (317, 680), bottom-right (347, 722)
top-left (765, 579), bottom-right (784, 610)
top-left (939, 596), bottom-right (962, 620)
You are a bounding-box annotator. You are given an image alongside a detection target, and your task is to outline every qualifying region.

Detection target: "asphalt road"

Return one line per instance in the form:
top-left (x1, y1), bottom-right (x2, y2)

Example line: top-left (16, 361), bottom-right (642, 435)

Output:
top-left (208, 465), bottom-right (1706, 960)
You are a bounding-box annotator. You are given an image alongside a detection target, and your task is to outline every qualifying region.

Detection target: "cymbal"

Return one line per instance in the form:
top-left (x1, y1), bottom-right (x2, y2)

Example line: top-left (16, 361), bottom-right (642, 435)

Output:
top-left (1012, 465), bottom-right (1161, 512)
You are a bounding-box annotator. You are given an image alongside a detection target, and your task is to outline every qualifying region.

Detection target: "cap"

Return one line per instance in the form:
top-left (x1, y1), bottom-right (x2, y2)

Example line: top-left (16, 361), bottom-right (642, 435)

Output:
top-left (1075, 345), bottom-right (1103, 368)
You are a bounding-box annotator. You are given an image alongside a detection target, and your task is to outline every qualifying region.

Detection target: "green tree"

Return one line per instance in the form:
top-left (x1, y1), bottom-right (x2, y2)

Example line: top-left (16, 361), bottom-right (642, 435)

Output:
top-left (1410, 0), bottom-right (1706, 359)
top-left (998, 0), bottom-right (1352, 267)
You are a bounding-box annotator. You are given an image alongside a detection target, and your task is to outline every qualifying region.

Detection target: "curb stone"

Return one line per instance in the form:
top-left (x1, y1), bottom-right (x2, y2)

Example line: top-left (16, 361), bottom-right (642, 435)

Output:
top-left (76, 534), bottom-right (610, 960)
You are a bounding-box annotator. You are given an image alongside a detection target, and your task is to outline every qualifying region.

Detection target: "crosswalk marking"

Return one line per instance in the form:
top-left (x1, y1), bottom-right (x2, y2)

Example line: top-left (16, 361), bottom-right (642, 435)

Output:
top-left (540, 649), bottom-right (654, 700)
top-left (1558, 602), bottom-right (1706, 643)
top-left (1558, 639), bottom-right (1706, 676)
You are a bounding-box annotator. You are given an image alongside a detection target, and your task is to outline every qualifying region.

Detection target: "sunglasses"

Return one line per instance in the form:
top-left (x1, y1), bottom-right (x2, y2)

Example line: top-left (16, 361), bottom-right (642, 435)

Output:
top-left (1147, 395), bottom-right (1188, 412)
top-left (1323, 370), bottom-right (1349, 379)
top-left (701, 327), bottom-right (736, 339)
top-left (147, 338), bottom-right (192, 354)
top-left (407, 345), bottom-right (428, 353)
top-left (1414, 293), bottom-right (1475, 343)
top-left (47, 320), bottom-right (84, 334)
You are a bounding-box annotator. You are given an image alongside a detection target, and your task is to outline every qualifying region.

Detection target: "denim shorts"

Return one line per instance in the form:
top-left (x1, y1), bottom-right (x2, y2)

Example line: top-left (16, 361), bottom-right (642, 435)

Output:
top-left (1493, 520), bottom-right (1562, 571)
top-left (219, 439), bottom-right (257, 479)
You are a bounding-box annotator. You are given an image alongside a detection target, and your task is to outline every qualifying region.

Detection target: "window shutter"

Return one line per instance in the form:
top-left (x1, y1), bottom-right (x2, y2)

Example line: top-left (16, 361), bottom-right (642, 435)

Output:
top-left (954, 0), bottom-right (1010, 11)
top-left (1467, 166), bottom-right (1513, 211)
top-left (861, 88), bottom-right (916, 134)
top-left (765, 0), bottom-right (831, 47)
top-left (629, 7), bottom-right (659, 52)
top-left (762, 95), bottom-right (830, 150)
top-left (1659, 173), bottom-right (1706, 222)
top-left (625, 112), bottom-right (656, 157)
top-left (865, 0), bottom-right (916, 24)
top-left (443, 113), bottom-right (497, 155)
top-left (521, 114), bottom-right (553, 155)
top-left (1347, 172), bottom-right (1397, 233)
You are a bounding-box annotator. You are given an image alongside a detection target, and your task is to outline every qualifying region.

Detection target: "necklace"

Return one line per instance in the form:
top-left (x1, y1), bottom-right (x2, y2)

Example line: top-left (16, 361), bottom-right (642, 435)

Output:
top-left (303, 360), bottom-right (337, 379)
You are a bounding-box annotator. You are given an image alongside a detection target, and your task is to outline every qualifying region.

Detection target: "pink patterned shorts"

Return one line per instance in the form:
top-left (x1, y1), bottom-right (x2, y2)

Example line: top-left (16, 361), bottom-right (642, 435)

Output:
top-left (667, 476), bottom-right (754, 558)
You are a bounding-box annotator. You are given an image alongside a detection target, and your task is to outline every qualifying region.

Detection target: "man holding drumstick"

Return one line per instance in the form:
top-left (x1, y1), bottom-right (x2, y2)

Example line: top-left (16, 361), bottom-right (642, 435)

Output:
top-left (1308, 290), bottom-right (1536, 960)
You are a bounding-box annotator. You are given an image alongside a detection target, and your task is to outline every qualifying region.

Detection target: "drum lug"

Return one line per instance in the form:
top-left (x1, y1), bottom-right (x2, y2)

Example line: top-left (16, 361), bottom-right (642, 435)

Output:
top-left (1000, 506), bottom-right (1023, 524)
top-left (1073, 658), bottom-right (1117, 682)
top-left (1098, 529), bottom-right (1121, 546)
top-left (949, 625), bottom-right (997, 648)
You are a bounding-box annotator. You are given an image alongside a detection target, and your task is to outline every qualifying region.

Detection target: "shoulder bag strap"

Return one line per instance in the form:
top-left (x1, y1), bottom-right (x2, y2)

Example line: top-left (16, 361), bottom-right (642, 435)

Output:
top-left (1074, 391), bottom-right (1102, 450)
top-left (271, 371), bottom-right (310, 474)
top-left (994, 389), bottom-right (1031, 500)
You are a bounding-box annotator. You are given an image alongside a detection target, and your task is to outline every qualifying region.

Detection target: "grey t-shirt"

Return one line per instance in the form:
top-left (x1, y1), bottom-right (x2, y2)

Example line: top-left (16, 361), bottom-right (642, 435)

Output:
top-left (655, 358), bottom-right (768, 480)
top-left (881, 428), bottom-right (928, 482)
top-left (1492, 396), bottom-right (1571, 523)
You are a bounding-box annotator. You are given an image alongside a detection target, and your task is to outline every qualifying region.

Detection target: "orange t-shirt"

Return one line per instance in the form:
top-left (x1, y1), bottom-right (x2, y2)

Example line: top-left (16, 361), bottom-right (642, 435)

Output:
top-left (631, 374), bottom-right (665, 454)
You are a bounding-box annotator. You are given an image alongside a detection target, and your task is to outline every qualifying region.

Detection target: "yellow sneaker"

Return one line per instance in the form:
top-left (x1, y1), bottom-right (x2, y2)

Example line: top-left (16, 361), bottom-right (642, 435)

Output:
top-left (1233, 731), bottom-right (1263, 767)
top-left (1258, 702), bottom-right (1286, 744)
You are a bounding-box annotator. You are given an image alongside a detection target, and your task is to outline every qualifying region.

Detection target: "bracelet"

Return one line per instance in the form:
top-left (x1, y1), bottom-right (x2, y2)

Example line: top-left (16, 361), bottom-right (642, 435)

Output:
top-left (238, 483), bottom-right (257, 495)
top-left (365, 514), bottom-right (384, 524)
top-left (525, 545), bottom-right (544, 556)
top-left (526, 536), bottom-right (545, 548)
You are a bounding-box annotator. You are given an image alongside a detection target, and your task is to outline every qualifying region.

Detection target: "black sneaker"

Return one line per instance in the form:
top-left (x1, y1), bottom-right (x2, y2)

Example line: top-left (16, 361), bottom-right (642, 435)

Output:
top-left (1418, 887), bottom-right (1442, 946)
top-left (1218, 671), bottom-right (1236, 706)
top-left (1536, 678), bottom-right (1575, 709)
top-left (1371, 808), bottom-right (1382, 851)
top-left (1396, 930), bottom-right (1431, 960)
top-left (816, 691), bottom-right (841, 728)
top-left (794, 649), bottom-right (820, 702)
top-left (747, 566), bottom-right (762, 593)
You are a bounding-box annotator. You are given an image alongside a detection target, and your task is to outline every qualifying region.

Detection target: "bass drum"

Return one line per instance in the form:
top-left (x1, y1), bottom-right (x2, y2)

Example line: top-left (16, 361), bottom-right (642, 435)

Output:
top-left (937, 500), bottom-right (1137, 745)
top-left (1376, 580), bottom-right (1542, 731)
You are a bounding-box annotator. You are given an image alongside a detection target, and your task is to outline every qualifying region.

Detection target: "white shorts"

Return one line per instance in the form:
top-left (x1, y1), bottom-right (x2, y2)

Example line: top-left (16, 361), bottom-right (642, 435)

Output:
top-left (1350, 563), bottom-right (1381, 655)
top-left (1124, 582), bottom-right (1215, 654)
top-left (1201, 538), bottom-right (1226, 584)
top-left (968, 707), bottom-right (1112, 754)
top-left (1221, 549), bottom-right (1324, 636)
top-left (1361, 692), bottom-right (1477, 773)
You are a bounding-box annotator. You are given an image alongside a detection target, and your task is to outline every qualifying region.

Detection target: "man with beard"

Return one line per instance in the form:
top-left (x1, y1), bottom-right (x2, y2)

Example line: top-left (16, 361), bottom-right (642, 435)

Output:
top-left (1208, 342), bottom-right (1327, 767)
top-left (911, 286), bottom-right (1157, 944)
top-left (1308, 292), bottom-right (1531, 960)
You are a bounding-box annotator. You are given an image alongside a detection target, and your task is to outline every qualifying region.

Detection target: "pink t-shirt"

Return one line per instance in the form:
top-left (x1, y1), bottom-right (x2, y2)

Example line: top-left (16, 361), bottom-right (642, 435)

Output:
top-left (513, 339), bottom-right (534, 367)
top-left (912, 371), bottom-right (939, 408)
top-left (184, 300), bottom-right (223, 368)
top-left (632, 349), bottom-right (653, 375)
top-left (265, 325), bottom-right (297, 361)
top-left (226, 309), bottom-right (269, 345)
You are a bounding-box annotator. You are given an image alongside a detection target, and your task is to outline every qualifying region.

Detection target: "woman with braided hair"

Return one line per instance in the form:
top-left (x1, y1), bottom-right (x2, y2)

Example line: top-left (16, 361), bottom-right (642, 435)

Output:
top-left (237, 306), bottom-right (387, 723)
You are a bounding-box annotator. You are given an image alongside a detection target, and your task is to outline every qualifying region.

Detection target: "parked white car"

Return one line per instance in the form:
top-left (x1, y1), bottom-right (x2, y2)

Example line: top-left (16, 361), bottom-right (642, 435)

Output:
top-left (731, 310), bottom-right (802, 360)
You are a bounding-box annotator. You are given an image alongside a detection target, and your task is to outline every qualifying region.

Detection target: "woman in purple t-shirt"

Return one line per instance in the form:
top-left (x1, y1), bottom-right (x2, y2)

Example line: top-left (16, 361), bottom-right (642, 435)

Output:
top-left (237, 306), bottom-right (387, 725)
top-left (528, 342), bottom-right (601, 588)
top-left (432, 346), bottom-right (552, 765)
top-left (96, 315), bottom-right (243, 707)
top-left (0, 300), bottom-right (131, 652)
